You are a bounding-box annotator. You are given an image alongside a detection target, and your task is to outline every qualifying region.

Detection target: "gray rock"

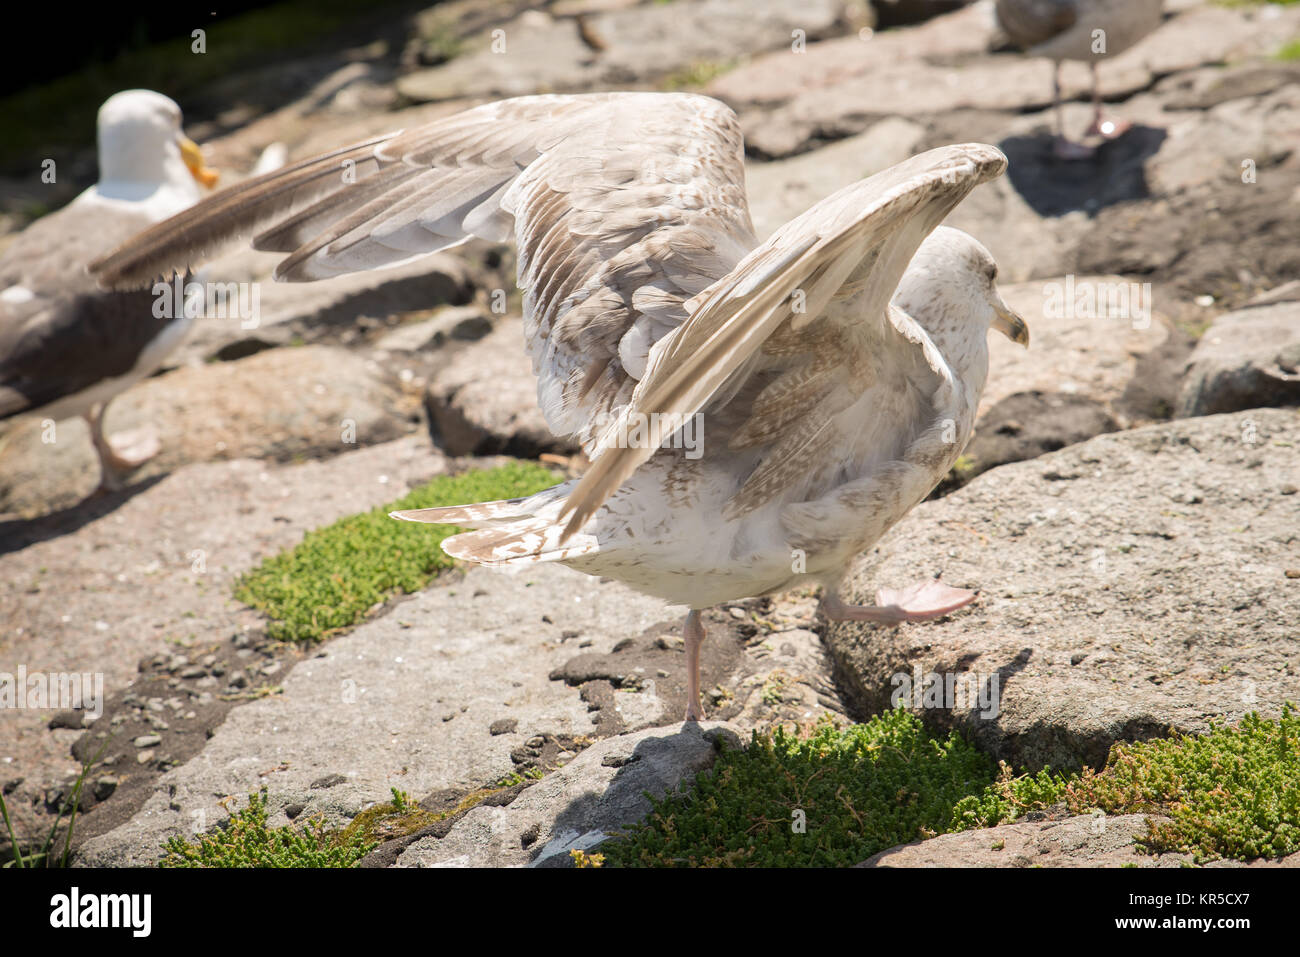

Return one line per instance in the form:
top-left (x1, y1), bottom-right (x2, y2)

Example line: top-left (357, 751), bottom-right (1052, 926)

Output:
top-left (424, 318), bottom-right (578, 457)
top-left (745, 118), bottom-right (926, 240)
top-left (396, 10), bottom-right (598, 102)
top-left (373, 305), bottom-right (494, 353)
top-left (940, 391), bottom-right (1120, 491)
top-left (709, 3), bottom-right (995, 113)
top-left (718, 2), bottom-right (1300, 158)
top-left (0, 345), bottom-right (419, 516)
top-left (1245, 281), bottom-right (1300, 309)
top-left (74, 563), bottom-right (676, 867)
top-left (982, 275), bottom-right (1174, 421)
top-left (826, 409), bottom-right (1300, 773)
top-left (1, 436), bottom-right (449, 843)
top-left (859, 814), bottom-right (1194, 868)
top-left (397, 0), bottom-right (843, 103)
top-left (177, 250), bottom-right (475, 364)
top-left (397, 722), bottom-right (742, 867)
top-left (1068, 78), bottom-right (1300, 309)
top-left (862, 811), bottom-right (1300, 867)
top-left (1176, 303), bottom-right (1300, 418)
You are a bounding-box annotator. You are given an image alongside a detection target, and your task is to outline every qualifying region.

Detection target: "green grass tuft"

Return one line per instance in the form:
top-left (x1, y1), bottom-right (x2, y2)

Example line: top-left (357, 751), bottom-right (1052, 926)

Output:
top-left (949, 763), bottom-right (1072, 832)
top-left (234, 461), bottom-right (559, 642)
top-left (1063, 706), bottom-right (1300, 863)
top-left (602, 710), bottom-right (1004, 867)
top-left (600, 707), bottom-right (1300, 867)
top-left (1, 739), bottom-right (109, 868)
top-left (160, 791), bottom-right (375, 868)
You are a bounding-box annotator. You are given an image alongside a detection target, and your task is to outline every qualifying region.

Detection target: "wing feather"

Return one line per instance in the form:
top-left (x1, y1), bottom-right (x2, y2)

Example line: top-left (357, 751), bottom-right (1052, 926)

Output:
top-left (556, 143), bottom-right (1007, 540)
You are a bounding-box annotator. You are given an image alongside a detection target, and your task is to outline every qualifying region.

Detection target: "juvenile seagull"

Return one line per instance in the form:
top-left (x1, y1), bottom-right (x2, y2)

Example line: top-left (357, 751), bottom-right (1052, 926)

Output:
top-left (90, 93), bottom-right (1028, 720)
top-left (1, 89), bottom-right (218, 491)
top-left (995, 0), bottom-right (1164, 158)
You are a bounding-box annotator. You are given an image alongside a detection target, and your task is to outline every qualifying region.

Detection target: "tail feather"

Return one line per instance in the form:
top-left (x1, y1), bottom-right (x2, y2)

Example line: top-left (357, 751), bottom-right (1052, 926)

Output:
top-left (390, 496), bottom-right (533, 530)
top-left (441, 521), bottom-right (599, 565)
top-left (391, 486), bottom-right (597, 565)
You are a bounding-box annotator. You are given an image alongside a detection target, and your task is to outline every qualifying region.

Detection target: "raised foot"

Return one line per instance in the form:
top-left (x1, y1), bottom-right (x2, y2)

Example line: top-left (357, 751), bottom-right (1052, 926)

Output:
top-left (821, 581), bottom-right (976, 625)
top-left (92, 426), bottom-right (161, 492)
top-left (875, 580), bottom-right (976, 618)
top-left (105, 427), bottom-right (161, 470)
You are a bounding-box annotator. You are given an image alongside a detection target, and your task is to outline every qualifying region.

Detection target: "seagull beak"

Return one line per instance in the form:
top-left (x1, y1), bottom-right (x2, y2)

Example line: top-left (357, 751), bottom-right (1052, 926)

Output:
top-left (178, 136), bottom-right (220, 189)
top-left (992, 299), bottom-right (1029, 347)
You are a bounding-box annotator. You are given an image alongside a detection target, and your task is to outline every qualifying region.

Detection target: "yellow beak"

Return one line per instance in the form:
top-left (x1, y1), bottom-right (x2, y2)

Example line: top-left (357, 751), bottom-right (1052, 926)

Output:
top-left (993, 301), bottom-right (1029, 347)
top-left (179, 136), bottom-right (219, 189)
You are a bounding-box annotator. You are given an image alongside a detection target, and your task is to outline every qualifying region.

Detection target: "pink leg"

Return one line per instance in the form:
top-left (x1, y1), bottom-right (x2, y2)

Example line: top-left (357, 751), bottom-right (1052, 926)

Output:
top-left (1084, 62), bottom-right (1130, 140)
top-left (820, 581), bottom-right (976, 625)
top-left (1051, 61), bottom-right (1097, 160)
top-left (84, 404), bottom-right (160, 492)
top-left (683, 610), bottom-right (705, 722)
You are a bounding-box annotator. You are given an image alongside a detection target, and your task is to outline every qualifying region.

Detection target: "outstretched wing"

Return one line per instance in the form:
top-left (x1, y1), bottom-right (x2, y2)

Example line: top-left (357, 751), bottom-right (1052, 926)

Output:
top-left (557, 143), bottom-right (1008, 539)
top-left (90, 92), bottom-right (757, 450)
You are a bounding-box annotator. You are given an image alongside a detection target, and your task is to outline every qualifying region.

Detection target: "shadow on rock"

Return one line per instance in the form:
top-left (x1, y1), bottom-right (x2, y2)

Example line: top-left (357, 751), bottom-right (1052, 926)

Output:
top-left (531, 723), bottom-right (742, 868)
top-left (0, 474), bottom-right (165, 555)
top-left (999, 125), bottom-right (1167, 218)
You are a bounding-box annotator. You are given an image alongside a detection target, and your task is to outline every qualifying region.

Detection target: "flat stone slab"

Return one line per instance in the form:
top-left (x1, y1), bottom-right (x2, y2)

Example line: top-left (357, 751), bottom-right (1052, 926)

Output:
top-left (1177, 302), bottom-right (1300, 418)
top-left (424, 318), bottom-right (577, 457)
top-left (718, 2), bottom-right (1300, 158)
top-left (0, 436), bottom-right (448, 848)
top-left (827, 409), bottom-right (1300, 773)
top-left (176, 250), bottom-right (475, 365)
top-left (0, 345), bottom-right (419, 516)
top-left (745, 118), bottom-right (927, 240)
top-left (859, 814), bottom-right (1193, 868)
top-left (397, 0), bottom-right (842, 103)
top-left (985, 274), bottom-right (1172, 421)
top-left (861, 812), bottom-right (1300, 868)
top-left (74, 562), bottom-right (678, 867)
top-left (398, 722), bottom-right (742, 867)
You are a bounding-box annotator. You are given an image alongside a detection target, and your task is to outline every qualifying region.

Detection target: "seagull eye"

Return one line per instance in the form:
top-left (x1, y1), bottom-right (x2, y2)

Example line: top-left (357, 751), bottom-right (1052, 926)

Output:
top-left (985, 264), bottom-right (998, 282)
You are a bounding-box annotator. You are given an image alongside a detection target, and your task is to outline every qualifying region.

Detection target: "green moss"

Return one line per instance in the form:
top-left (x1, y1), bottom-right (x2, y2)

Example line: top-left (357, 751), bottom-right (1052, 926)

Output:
top-left (949, 763), bottom-right (1072, 831)
top-left (1277, 38), bottom-right (1300, 61)
top-left (1064, 707), bottom-right (1300, 863)
top-left (234, 461), bottom-right (559, 642)
top-left (602, 710), bottom-right (1002, 867)
top-left (336, 788), bottom-right (442, 846)
top-left (600, 707), bottom-right (1300, 867)
top-left (338, 777), bottom-right (545, 851)
top-left (496, 768), bottom-right (544, 788)
top-left (160, 791), bottom-right (375, 868)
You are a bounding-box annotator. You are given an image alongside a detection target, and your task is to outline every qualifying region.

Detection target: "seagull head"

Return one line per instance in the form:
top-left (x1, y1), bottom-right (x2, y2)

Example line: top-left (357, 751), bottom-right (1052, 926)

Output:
top-left (894, 225), bottom-right (1029, 350)
top-left (96, 89), bottom-right (219, 199)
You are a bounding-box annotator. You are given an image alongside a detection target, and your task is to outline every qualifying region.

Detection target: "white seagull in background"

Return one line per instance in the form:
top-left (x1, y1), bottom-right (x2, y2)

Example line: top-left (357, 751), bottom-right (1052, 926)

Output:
top-left (995, 0), bottom-right (1164, 158)
top-left (0, 89), bottom-right (218, 491)
top-left (90, 92), bottom-right (1028, 720)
